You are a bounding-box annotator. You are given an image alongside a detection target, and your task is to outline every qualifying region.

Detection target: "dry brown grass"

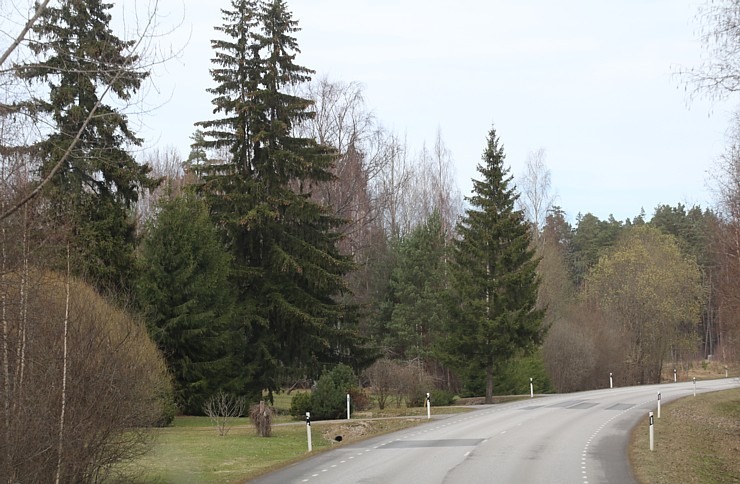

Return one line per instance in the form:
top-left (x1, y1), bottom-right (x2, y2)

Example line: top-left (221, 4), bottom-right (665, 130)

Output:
top-left (629, 388), bottom-right (740, 483)
top-left (662, 360), bottom-right (739, 382)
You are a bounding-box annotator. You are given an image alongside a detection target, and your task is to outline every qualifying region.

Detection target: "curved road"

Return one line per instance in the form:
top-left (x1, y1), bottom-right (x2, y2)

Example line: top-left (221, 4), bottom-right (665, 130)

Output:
top-left (250, 378), bottom-right (739, 483)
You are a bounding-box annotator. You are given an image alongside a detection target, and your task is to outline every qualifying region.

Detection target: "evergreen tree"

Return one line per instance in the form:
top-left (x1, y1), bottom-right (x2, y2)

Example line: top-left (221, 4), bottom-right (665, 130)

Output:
top-left (18, 0), bottom-right (156, 293)
top-left (195, 0), bottom-right (366, 402)
top-left (445, 127), bottom-right (544, 403)
top-left (569, 213), bottom-right (623, 286)
top-left (136, 195), bottom-right (237, 414)
top-left (386, 211), bottom-right (448, 368)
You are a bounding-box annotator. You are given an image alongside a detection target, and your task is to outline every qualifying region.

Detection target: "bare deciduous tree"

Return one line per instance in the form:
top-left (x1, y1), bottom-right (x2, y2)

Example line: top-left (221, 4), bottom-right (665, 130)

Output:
top-left (363, 358), bottom-right (398, 410)
top-left (404, 130), bottom-right (462, 237)
top-left (709, 112), bottom-right (740, 361)
top-left (687, 0), bottom-right (740, 97)
top-left (135, 146), bottom-right (185, 224)
top-left (517, 148), bottom-right (555, 238)
top-left (203, 391), bottom-right (245, 437)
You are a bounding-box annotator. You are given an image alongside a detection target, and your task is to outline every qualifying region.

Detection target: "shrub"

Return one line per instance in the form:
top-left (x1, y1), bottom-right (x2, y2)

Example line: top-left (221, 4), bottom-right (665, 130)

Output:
top-left (289, 391), bottom-right (312, 418)
top-left (302, 364), bottom-right (361, 421)
top-left (363, 358), bottom-right (403, 410)
top-left (405, 373), bottom-right (435, 407)
top-left (430, 389), bottom-right (455, 406)
top-left (249, 401), bottom-right (275, 437)
top-left (311, 372), bottom-right (346, 420)
top-left (203, 391), bottom-right (245, 437)
top-left (349, 387), bottom-right (371, 411)
top-left (156, 388), bottom-right (178, 427)
top-left (496, 351), bottom-right (554, 395)
top-left (0, 270), bottom-right (172, 482)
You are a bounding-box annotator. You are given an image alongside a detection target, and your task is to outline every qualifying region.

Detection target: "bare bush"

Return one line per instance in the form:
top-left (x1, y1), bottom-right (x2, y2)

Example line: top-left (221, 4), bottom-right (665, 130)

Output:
top-left (543, 301), bottom-right (629, 392)
top-left (543, 311), bottom-right (596, 393)
top-left (203, 391), bottom-right (245, 437)
top-left (0, 270), bottom-right (172, 483)
top-left (363, 358), bottom-right (397, 410)
top-left (249, 400), bottom-right (274, 437)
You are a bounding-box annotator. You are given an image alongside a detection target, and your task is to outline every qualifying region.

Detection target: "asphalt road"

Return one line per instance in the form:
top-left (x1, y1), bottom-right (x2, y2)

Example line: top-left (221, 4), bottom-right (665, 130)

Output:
top-left (250, 378), bottom-right (740, 484)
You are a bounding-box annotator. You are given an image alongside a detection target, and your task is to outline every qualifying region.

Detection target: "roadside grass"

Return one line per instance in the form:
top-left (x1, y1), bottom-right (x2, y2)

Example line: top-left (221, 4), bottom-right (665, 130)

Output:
top-left (662, 360), bottom-right (740, 382)
top-left (629, 387), bottom-right (740, 484)
top-left (118, 422), bottom-right (330, 483)
top-left (117, 417), bottom-right (425, 483)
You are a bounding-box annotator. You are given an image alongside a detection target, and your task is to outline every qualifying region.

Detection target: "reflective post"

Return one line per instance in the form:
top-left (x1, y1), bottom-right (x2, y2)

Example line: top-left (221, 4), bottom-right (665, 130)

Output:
top-left (347, 393), bottom-right (351, 420)
top-left (657, 392), bottom-right (661, 419)
top-left (306, 412), bottom-right (312, 452)
top-left (673, 368), bottom-right (677, 383)
top-left (610, 372), bottom-right (613, 389)
top-left (426, 392), bottom-right (431, 419)
top-left (530, 377), bottom-right (534, 398)
top-left (649, 412), bottom-right (654, 451)
top-left (693, 377), bottom-right (696, 397)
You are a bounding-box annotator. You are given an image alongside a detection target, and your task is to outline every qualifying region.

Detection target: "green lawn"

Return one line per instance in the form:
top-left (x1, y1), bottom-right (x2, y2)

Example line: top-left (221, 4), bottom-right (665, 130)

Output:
top-left (118, 422), bottom-right (332, 483)
top-left (114, 391), bottom-right (472, 483)
top-left (116, 413), bottom-right (438, 482)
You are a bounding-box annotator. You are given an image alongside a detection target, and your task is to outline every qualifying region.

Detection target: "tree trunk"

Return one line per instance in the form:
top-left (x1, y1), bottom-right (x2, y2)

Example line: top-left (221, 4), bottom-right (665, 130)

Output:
top-left (485, 360), bottom-right (494, 404)
top-left (55, 245), bottom-right (71, 484)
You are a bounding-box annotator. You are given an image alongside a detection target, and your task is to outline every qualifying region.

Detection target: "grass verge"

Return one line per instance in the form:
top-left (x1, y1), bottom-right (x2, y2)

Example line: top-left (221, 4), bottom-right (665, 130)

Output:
top-left (116, 414), bottom-right (448, 483)
top-left (629, 387), bottom-right (740, 483)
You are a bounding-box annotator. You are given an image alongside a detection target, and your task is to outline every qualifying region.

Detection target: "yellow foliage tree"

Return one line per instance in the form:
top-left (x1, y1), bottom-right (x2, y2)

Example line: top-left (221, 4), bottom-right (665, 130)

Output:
top-left (585, 226), bottom-right (703, 384)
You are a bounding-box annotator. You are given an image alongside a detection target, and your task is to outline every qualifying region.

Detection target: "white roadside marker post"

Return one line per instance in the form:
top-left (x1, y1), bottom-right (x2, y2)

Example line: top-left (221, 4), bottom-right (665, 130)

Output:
top-left (530, 378), bottom-right (534, 399)
top-left (306, 412), bottom-right (312, 452)
top-left (649, 412), bottom-right (654, 451)
top-left (657, 392), bottom-right (661, 419)
top-left (693, 377), bottom-right (696, 397)
top-left (610, 372), bottom-right (613, 389)
top-left (426, 392), bottom-right (431, 420)
top-left (347, 393), bottom-right (351, 420)
top-left (673, 368), bottom-right (677, 383)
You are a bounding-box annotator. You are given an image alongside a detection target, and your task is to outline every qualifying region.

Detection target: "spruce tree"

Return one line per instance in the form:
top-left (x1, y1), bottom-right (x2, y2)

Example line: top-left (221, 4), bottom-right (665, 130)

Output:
top-left (386, 211), bottom-right (448, 367)
top-left (18, 0), bottom-right (156, 293)
top-left (196, 0), bottom-right (364, 402)
top-left (136, 195), bottom-right (237, 414)
top-left (446, 126), bottom-right (544, 403)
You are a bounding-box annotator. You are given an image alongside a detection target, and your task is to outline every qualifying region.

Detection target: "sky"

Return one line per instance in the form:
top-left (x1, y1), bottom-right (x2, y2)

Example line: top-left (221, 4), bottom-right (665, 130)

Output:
top-left (128, 0), bottom-right (737, 223)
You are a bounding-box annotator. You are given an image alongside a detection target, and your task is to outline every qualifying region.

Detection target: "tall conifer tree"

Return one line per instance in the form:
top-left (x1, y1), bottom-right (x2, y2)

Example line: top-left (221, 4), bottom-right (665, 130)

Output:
top-left (18, 0), bottom-right (156, 293)
top-left (196, 0), bottom-right (365, 401)
top-left (136, 195), bottom-right (237, 414)
top-left (446, 126), bottom-right (544, 403)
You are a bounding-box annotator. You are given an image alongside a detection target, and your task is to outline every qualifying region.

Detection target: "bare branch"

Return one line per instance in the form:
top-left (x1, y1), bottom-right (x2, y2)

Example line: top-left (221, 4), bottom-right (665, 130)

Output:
top-left (0, 0), bottom-right (51, 69)
top-left (0, 2), bottom-right (157, 222)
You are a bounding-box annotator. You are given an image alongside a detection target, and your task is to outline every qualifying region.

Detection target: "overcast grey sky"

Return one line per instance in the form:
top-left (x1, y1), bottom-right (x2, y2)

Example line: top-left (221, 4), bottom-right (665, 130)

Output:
top-left (139, 0), bottom-right (736, 223)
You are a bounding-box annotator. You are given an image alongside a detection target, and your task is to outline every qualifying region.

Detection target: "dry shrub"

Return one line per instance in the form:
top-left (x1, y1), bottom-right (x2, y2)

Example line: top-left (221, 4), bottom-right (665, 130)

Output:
top-left (543, 316), bottom-right (596, 393)
top-left (203, 391), bottom-right (245, 437)
top-left (0, 270), bottom-right (172, 483)
top-left (543, 302), bottom-right (627, 392)
top-left (364, 358), bottom-right (397, 410)
top-left (249, 400), bottom-right (274, 437)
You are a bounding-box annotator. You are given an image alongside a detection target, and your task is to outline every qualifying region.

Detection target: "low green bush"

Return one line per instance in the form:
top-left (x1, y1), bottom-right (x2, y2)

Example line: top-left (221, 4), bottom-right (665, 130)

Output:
top-left (289, 391), bottom-right (312, 418)
top-left (430, 389), bottom-right (455, 406)
top-left (288, 364), bottom-right (362, 420)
